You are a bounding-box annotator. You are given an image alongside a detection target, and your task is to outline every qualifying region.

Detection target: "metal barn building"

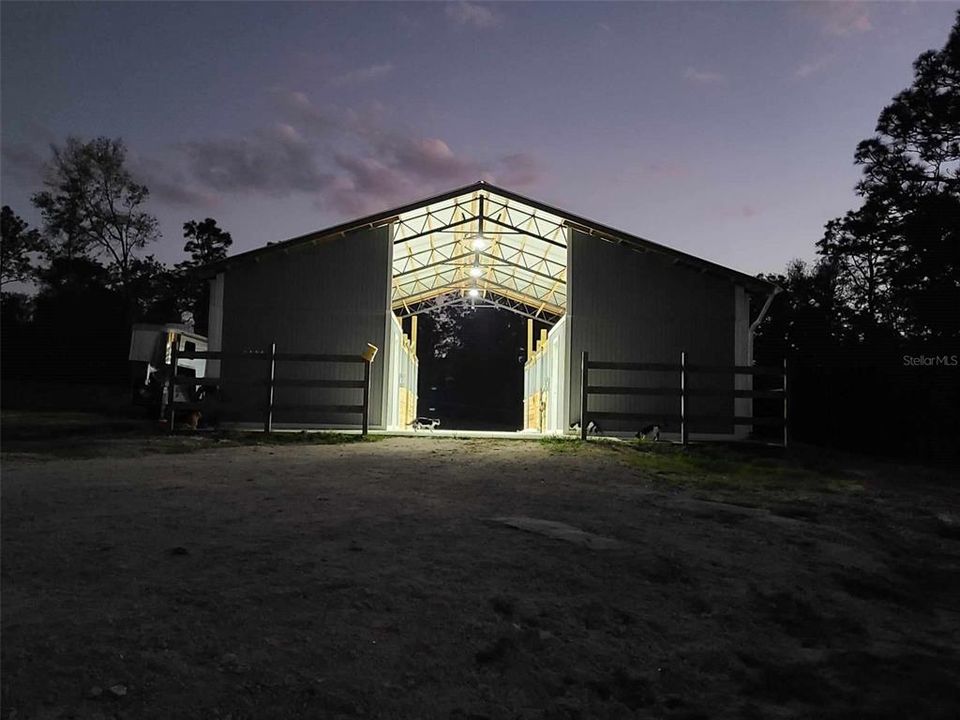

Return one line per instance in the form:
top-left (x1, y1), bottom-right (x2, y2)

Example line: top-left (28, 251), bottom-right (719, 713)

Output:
top-left (201, 181), bottom-right (778, 437)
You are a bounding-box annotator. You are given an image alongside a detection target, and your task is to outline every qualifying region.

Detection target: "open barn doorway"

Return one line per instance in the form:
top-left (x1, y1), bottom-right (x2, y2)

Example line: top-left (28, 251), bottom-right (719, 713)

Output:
top-left (385, 187), bottom-right (569, 433)
top-left (409, 301), bottom-right (565, 431)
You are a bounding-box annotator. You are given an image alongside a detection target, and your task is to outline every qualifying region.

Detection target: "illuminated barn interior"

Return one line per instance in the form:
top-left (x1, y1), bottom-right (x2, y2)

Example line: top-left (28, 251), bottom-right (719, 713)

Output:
top-left (391, 190), bottom-right (568, 324)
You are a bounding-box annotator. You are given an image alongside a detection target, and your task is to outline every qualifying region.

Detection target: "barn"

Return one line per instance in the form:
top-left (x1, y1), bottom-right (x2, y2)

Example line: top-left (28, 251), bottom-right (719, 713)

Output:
top-left (200, 181), bottom-right (779, 438)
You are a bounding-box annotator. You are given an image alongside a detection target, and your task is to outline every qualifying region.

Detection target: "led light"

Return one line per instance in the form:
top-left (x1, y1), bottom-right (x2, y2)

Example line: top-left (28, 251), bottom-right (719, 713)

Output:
top-left (469, 266), bottom-right (483, 278)
top-left (471, 236), bottom-right (487, 251)
top-left (468, 288), bottom-right (480, 298)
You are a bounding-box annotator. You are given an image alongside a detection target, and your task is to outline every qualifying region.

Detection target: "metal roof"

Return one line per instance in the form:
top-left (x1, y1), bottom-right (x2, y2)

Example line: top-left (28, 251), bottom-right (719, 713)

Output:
top-left (203, 181), bottom-right (775, 319)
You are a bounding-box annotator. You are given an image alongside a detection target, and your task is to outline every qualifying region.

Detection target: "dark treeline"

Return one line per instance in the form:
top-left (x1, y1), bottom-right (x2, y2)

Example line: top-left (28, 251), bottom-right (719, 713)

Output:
top-left (1, 138), bottom-right (232, 392)
top-left (753, 13), bottom-right (960, 462)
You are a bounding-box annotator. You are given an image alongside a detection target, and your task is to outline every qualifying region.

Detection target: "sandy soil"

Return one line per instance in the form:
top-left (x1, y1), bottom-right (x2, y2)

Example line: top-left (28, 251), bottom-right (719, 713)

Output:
top-left (2, 437), bottom-right (959, 719)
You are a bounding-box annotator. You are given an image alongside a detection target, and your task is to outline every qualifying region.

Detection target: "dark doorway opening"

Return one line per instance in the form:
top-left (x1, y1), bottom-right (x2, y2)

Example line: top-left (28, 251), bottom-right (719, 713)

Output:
top-left (415, 306), bottom-right (543, 431)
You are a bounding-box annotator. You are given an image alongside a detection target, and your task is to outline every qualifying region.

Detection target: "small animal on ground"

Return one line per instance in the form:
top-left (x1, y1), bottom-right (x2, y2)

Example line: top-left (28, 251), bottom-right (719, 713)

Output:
top-left (410, 417), bottom-right (441, 431)
top-left (569, 420), bottom-right (603, 435)
top-left (636, 423), bottom-right (661, 442)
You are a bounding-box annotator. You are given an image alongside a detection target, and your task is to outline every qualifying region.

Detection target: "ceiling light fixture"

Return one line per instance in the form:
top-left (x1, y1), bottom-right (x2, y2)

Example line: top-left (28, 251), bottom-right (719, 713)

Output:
top-left (468, 288), bottom-right (480, 298)
top-left (469, 266), bottom-right (483, 278)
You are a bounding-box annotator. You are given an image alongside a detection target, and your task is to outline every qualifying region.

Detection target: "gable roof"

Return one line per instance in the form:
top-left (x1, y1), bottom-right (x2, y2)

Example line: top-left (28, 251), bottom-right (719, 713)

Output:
top-left (202, 180), bottom-right (775, 294)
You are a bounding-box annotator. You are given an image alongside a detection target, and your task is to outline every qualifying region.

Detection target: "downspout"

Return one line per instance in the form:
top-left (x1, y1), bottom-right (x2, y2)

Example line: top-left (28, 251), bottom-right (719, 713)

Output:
top-left (747, 286), bottom-right (782, 365)
top-left (749, 286), bottom-right (781, 336)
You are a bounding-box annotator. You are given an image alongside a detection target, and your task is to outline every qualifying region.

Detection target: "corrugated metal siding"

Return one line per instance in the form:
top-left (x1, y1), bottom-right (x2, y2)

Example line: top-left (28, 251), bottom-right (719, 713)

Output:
top-left (567, 230), bottom-right (736, 435)
top-left (206, 273), bottom-right (225, 379)
top-left (219, 226), bottom-right (390, 427)
top-left (734, 285), bottom-right (752, 437)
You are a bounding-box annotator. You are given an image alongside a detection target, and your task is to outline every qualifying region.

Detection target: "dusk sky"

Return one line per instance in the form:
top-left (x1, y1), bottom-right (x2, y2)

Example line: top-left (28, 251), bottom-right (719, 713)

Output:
top-left (2, 1), bottom-right (957, 276)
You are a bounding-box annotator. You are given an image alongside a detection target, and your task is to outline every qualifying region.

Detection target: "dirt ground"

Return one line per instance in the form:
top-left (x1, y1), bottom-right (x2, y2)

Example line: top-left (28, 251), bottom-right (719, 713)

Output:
top-left (2, 425), bottom-right (960, 719)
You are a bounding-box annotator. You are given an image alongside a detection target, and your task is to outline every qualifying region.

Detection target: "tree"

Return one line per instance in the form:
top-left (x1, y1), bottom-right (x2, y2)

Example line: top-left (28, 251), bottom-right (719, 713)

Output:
top-left (755, 259), bottom-right (842, 361)
top-left (1, 206), bottom-right (41, 288)
top-left (126, 255), bottom-right (181, 323)
top-left (817, 12), bottom-right (960, 339)
top-left (817, 206), bottom-right (896, 340)
top-left (180, 218), bottom-right (233, 268)
top-left (176, 218), bottom-right (233, 333)
top-left (424, 297), bottom-right (475, 359)
top-left (31, 137), bottom-right (159, 294)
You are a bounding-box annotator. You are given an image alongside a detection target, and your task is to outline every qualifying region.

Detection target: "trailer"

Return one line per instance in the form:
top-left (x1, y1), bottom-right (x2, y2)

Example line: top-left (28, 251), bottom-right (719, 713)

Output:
top-left (128, 324), bottom-right (208, 417)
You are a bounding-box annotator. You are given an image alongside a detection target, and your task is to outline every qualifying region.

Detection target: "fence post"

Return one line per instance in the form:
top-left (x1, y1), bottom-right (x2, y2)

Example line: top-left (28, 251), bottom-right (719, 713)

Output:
top-left (782, 357), bottom-right (789, 448)
top-left (362, 358), bottom-right (371, 436)
top-left (579, 351), bottom-right (589, 441)
top-left (166, 334), bottom-right (180, 433)
top-left (680, 351), bottom-right (689, 445)
top-left (264, 342), bottom-right (276, 433)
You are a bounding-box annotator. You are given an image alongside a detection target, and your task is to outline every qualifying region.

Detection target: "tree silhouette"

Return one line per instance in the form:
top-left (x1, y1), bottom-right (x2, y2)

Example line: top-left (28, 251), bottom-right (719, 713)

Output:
top-left (755, 259), bottom-right (842, 363)
top-left (32, 137), bottom-right (159, 296)
top-left (1, 206), bottom-right (42, 288)
top-left (179, 218), bottom-right (233, 268)
top-left (817, 12), bottom-right (960, 340)
top-left (177, 218), bottom-right (233, 333)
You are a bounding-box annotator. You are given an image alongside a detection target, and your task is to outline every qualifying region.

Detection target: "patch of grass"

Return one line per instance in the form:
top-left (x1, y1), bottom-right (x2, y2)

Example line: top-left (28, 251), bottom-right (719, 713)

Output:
top-left (611, 441), bottom-right (864, 495)
top-left (539, 436), bottom-right (586, 453)
top-left (1, 410), bottom-right (383, 460)
top-left (212, 430), bottom-right (379, 447)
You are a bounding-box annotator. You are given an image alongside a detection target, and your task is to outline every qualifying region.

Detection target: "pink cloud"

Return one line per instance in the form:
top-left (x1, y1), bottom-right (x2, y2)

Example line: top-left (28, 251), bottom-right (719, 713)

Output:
top-left (130, 89), bottom-right (544, 217)
top-left (804, 1), bottom-right (873, 37)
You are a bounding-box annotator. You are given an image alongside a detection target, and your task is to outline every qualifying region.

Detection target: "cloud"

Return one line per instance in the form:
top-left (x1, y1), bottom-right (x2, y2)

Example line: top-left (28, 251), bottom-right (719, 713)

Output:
top-left (272, 88), bottom-right (339, 136)
top-left (1, 136), bottom-right (224, 210)
top-left (145, 177), bottom-right (220, 209)
top-left (794, 56), bottom-right (834, 79)
top-left (178, 123), bottom-right (334, 196)
top-left (320, 139), bottom-right (542, 215)
top-left (493, 154), bottom-right (542, 188)
top-left (128, 155), bottom-right (221, 209)
top-left (379, 136), bottom-right (480, 182)
top-left (646, 162), bottom-right (691, 180)
top-left (684, 67), bottom-right (726, 85)
top-left (330, 63), bottom-right (394, 87)
top-left (445, 1), bottom-right (500, 29)
top-left (714, 204), bottom-right (761, 220)
top-left (804, 1), bottom-right (873, 37)
top-left (325, 156), bottom-right (418, 216)
top-left (0, 143), bottom-right (46, 184)
top-left (133, 89), bottom-right (543, 217)
top-left (320, 136), bottom-right (477, 215)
